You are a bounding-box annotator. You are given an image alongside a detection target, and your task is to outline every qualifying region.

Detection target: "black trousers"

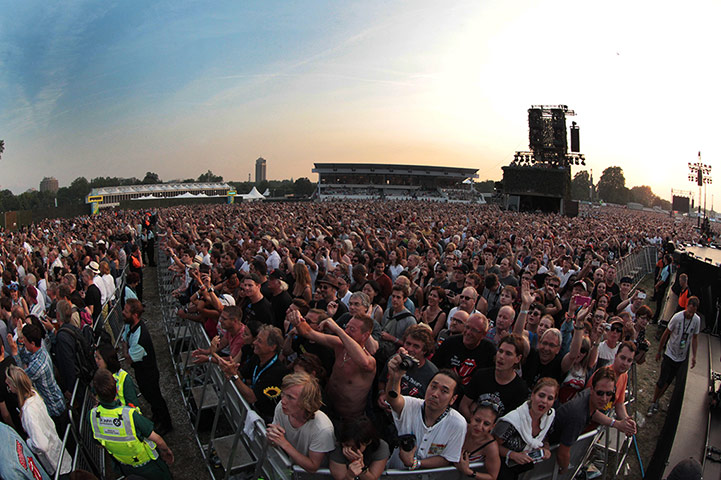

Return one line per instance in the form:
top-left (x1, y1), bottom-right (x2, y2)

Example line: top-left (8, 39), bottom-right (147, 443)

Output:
top-left (134, 367), bottom-right (172, 429)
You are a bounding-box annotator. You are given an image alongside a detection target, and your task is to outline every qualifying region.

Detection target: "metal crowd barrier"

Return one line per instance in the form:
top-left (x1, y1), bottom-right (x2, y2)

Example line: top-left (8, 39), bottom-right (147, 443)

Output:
top-left (156, 248), bottom-right (294, 479)
top-left (54, 267), bottom-right (128, 479)
top-left (614, 245), bottom-right (658, 287)
top-left (291, 429), bottom-right (600, 480)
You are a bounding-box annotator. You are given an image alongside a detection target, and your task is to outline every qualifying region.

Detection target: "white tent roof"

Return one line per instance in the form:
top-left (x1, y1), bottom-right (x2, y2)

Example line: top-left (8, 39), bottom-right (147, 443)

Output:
top-left (243, 187), bottom-right (265, 199)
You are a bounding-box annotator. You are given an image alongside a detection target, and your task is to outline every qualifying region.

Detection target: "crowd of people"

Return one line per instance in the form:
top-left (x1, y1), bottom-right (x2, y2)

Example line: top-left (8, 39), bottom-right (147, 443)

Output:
top-left (154, 200), bottom-right (699, 479)
top-left (0, 200), bottom-right (704, 480)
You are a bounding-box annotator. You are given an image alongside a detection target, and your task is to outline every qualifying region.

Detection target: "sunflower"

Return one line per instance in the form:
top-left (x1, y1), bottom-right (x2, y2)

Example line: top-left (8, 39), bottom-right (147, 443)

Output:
top-left (263, 386), bottom-right (281, 400)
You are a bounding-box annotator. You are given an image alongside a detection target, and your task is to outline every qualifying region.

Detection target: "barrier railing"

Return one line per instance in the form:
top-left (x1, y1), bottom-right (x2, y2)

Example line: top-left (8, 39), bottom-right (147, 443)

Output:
top-left (291, 429), bottom-right (601, 480)
top-left (156, 248), bottom-right (294, 479)
top-left (614, 245), bottom-right (658, 287)
top-left (53, 266), bottom-right (128, 480)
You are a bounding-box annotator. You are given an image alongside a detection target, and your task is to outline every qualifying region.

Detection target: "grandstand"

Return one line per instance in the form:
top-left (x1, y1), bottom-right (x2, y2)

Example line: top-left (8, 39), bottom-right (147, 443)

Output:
top-left (85, 182), bottom-right (232, 208)
top-left (312, 163), bottom-right (481, 202)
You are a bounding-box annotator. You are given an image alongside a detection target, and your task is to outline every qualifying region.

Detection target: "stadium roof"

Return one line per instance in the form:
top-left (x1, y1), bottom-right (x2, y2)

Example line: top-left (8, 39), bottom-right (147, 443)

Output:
top-left (312, 163), bottom-right (478, 178)
top-left (89, 182), bottom-right (231, 196)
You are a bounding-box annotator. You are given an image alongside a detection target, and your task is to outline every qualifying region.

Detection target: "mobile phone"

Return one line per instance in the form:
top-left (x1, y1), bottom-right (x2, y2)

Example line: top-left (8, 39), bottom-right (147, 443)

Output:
top-left (527, 449), bottom-right (544, 463)
top-left (638, 292), bottom-right (646, 300)
top-left (592, 260), bottom-right (600, 267)
top-left (576, 296), bottom-right (592, 307)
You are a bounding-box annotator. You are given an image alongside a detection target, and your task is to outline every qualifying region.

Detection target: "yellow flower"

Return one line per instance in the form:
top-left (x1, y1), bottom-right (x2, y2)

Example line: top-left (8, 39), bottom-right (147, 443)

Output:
top-left (263, 386), bottom-right (281, 399)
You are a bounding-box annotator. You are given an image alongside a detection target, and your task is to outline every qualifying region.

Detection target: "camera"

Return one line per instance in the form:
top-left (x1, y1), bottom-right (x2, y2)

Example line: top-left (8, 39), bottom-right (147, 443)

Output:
top-left (397, 434), bottom-right (416, 452)
top-left (398, 353), bottom-right (419, 371)
top-left (638, 341), bottom-right (649, 352)
top-left (602, 323), bottom-right (611, 330)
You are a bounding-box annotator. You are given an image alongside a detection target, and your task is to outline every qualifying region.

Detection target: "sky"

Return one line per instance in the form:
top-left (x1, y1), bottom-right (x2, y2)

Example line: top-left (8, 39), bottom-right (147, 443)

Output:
top-left (1, 0), bottom-right (720, 204)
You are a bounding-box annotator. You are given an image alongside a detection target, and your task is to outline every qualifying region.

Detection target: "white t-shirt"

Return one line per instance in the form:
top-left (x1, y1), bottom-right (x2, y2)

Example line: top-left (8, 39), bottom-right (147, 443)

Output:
top-left (553, 266), bottom-right (577, 288)
top-left (664, 310), bottom-right (700, 362)
top-left (388, 396), bottom-right (466, 468)
top-left (597, 341), bottom-right (619, 366)
top-left (271, 403), bottom-right (335, 458)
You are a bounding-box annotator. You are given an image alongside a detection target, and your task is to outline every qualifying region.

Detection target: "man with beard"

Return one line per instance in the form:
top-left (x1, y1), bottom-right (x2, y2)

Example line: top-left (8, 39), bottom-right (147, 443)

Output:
top-left (121, 299), bottom-right (172, 435)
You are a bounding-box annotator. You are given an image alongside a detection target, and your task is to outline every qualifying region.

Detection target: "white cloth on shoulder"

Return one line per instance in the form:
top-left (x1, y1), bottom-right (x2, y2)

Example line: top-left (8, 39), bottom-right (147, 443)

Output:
top-left (499, 401), bottom-right (555, 450)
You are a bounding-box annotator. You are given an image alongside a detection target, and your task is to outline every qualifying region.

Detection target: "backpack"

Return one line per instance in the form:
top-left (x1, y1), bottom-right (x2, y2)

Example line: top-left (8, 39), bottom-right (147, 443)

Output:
top-left (58, 325), bottom-right (97, 385)
top-left (72, 305), bottom-right (93, 328)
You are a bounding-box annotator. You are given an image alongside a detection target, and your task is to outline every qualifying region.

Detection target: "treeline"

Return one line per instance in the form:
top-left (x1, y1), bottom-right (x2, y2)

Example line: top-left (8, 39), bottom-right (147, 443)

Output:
top-left (0, 170), bottom-right (317, 213)
top-left (571, 166), bottom-right (672, 210)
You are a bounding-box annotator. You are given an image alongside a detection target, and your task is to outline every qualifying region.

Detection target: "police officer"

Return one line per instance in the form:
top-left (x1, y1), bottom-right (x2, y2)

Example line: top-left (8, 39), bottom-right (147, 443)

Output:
top-left (89, 368), bottom-right (174, 479)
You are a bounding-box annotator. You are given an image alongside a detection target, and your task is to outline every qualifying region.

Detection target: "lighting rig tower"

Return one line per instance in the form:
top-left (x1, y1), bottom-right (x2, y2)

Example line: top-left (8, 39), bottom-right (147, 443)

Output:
top-left (688, 151), bottom-right (712, 227)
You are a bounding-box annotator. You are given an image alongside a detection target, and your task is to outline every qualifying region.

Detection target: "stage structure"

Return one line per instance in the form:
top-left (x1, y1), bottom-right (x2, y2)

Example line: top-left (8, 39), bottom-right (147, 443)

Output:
top-left (501, 105), bottom-right (585, 215)
top-left (312, 163), bottom-right (481, 202)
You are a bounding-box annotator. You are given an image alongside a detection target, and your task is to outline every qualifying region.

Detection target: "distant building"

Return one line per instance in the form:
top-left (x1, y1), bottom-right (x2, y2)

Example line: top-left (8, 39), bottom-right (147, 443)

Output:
top-left (39, 177), bottom-right (59, 194)
top-left (255, 157), bottom-right (267, 183)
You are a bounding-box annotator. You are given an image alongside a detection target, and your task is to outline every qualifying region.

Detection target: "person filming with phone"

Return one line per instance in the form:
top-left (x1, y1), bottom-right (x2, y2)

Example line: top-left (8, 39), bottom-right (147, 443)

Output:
top-left (385, 348), bottom-right (466, 470)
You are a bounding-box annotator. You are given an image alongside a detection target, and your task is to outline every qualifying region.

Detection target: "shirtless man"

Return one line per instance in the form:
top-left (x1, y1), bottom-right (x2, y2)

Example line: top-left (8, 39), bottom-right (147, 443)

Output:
top-left (289, 310), bottom-right (376, 420)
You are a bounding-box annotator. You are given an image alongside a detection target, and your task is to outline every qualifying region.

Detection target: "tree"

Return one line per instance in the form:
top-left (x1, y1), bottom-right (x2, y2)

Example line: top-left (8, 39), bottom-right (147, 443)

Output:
top-left (0, 140), bottom-right (4, 160)
top-left (571, 171), bottom-right (592, 201)
top-left (597, 166), bottom-right (628, 204)
top-left (629, 185), bottom-right (655, 207)
top-left (142, 172), bottom-right (161, 184)
top-left (197, 170), bottom-right (223, 183)
top-left (293, 177), bottom-right (316, 196)
top-left (475, 180), bottom-right (496, 193)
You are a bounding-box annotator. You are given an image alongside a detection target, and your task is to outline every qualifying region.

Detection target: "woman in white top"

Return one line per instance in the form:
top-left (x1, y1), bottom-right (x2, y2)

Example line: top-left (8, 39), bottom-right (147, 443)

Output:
top-left (6, 365), bottom-right (71, 476)
top-left (99, 261), bottom-right (116, 303)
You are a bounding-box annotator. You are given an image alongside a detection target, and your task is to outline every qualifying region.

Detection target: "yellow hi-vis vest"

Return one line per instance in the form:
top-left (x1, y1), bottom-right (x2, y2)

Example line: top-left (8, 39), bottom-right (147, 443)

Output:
top-left (114, 370), bottom-right (128, 405)
top-left (89, 404), bottom-right (158, 466)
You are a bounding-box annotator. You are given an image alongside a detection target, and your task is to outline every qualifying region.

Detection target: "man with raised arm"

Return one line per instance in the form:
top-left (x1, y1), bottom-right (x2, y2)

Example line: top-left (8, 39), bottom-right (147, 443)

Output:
top-left (289, 309), bottom-right (376, 420)
top-left (385, 350), bottom-right (466, 470)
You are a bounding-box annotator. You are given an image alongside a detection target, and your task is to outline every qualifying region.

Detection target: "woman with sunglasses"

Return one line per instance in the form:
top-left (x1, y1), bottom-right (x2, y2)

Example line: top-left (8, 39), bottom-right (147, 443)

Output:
top-left (493, 378), bottom-right (558, 480)
top-left (454, 401), bottom-right (501, 480)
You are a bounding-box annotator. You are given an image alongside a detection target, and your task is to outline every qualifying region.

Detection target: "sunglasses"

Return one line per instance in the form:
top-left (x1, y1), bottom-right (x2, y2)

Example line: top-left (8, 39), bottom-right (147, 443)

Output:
top-left (459, 295), bottom-right (474, 300)
top-left (478, 400), bottom-right (501, 413)
top-left (594, 390), bottom-right (615, 398)
top-left (610, 326), bottom-right (623, 333)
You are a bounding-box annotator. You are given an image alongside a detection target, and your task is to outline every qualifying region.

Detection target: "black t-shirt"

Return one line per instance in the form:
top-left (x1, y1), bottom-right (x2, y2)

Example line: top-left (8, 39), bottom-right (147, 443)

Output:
top-left (548, 389), bottom-right (593, 446)
top-left (85, 284), bottom-right (102, 321)
top-left (522, 349), bottom-right (565, 387)
top-left (608, 294), bottom-right (624, 315)
top-left (379, 359), bottom-right (439, 399)
top-left (242, 297), bottom-right (275, 326)
top-left (432, 335), bottom-right (496, 386)
top-left (464, 367), bottom-right (529, 416)
top-left (240, 354), bottom-right (289, 424)
top-left (310, 298), bottom-right (348, 321)
top-left (269, 291), bottom-right (293, 330)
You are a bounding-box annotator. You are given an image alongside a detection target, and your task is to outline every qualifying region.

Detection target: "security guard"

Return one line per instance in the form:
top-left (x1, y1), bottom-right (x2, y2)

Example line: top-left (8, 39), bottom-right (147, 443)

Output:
top-left (89, 368), bottom-right (174, 479)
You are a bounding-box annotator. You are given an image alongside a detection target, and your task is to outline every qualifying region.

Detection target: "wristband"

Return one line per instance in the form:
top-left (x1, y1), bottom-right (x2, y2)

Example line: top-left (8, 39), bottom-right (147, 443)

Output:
top-left (230, 374), bottom-right (239, 382)
top-left (574, 325), bottom-right (585, 330)
top-left (610, 419), bottom-right (616, 428)
top-left (520, 310), bottom-right (529, 314)
top-left (409, 457), bottom-right (421, 470)
top-left (506, 450), bottom-right (512, 466)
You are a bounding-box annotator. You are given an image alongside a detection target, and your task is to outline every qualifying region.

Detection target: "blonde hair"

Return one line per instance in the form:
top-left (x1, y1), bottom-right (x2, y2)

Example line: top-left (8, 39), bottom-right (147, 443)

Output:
top-left (281, 371), bottom-right (323, 419)
top-left (6, 365), bottom-right (35, 407)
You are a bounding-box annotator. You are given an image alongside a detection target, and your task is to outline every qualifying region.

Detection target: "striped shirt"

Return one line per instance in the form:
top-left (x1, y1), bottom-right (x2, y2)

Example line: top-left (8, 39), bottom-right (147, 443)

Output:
top-left (15, 347), bottom-right (66, 417)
